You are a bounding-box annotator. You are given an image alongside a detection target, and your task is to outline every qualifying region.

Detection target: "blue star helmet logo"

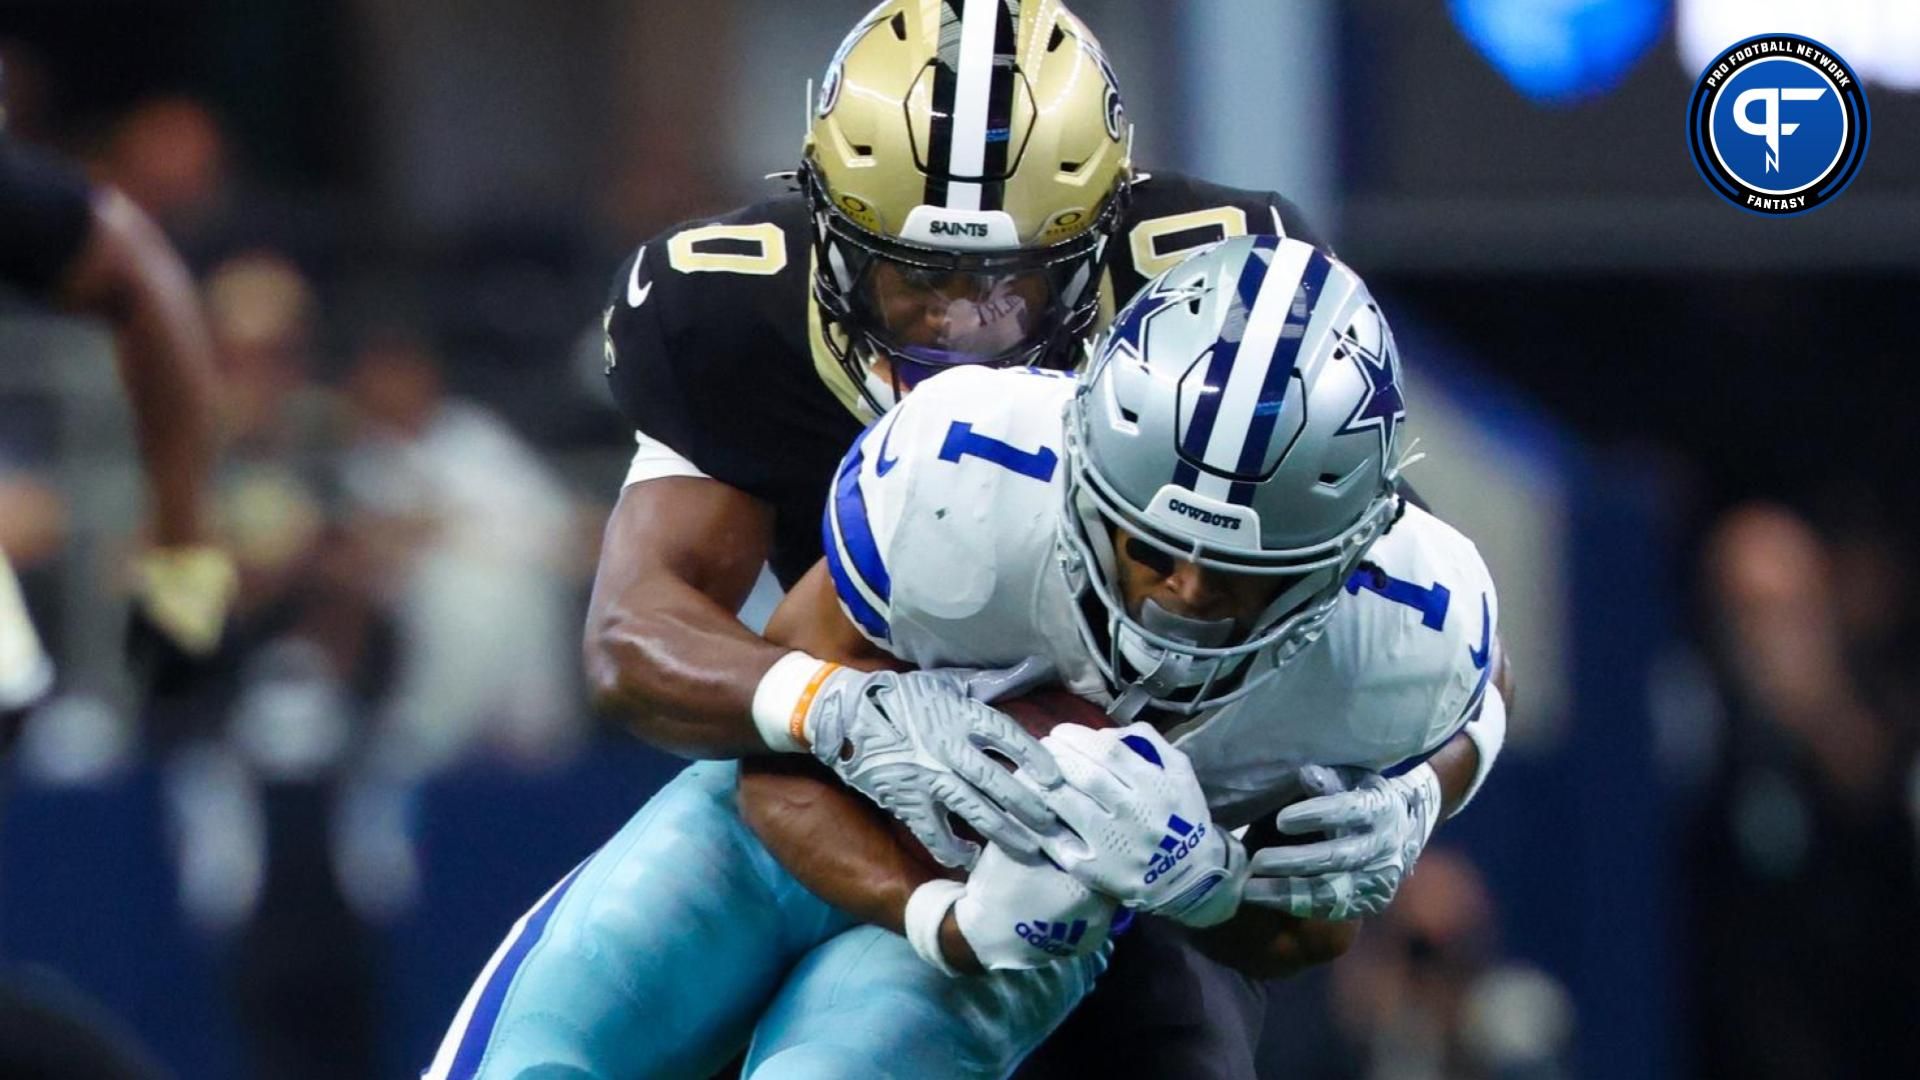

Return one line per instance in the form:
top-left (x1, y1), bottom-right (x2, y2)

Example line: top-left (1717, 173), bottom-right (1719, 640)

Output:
top-left (1098, 266), bottom-right (1207, 375)
top-left (1335, 304), bottom-right (1404, 457)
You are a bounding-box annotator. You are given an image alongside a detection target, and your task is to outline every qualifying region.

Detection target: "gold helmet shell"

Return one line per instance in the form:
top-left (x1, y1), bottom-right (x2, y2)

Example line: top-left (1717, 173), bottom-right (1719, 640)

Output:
top-left (808, 0), bottom-right (1130, 246)
top-left (801, 0), bottom-right (1133, 409)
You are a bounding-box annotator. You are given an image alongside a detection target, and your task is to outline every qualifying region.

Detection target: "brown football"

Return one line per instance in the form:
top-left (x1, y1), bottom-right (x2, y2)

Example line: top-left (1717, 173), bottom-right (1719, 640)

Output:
top-left (995, 686), bottom-right (1116, 739)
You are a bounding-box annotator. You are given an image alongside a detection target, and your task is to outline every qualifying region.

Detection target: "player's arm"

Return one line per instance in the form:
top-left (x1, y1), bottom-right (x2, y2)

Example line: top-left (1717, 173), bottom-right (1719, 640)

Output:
top-left (1184, 655), bottom-right (1511, 977)
top-left (583, 472), bottom-right (790, 757)
top-left (738, 564), bottom-right (980, 965)
top-left (58, 188), bottom-right (220, 549)
top-left (1189, 901), bottom-right (1360, 980)
top-left (1245, 560), bottom-right (1513, 922)
top-left (738, 563), bottom-right (939, 931)
top-left (741, 560), bottom-right (1099, 976)
top-left (55, 186), bottom-right (237, 661)
top-left (594, 279), bottom-right (1060, 868)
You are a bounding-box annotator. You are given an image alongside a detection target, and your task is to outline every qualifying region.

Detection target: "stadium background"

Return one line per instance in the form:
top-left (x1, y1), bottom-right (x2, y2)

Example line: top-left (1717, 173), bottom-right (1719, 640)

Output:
top-left (2, 1), bottom-right (1915, 1076)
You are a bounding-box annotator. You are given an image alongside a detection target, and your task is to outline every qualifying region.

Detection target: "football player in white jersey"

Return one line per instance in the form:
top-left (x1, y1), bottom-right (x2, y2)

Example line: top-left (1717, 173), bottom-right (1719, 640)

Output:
top-left (427, 235), bottom-right (1508, 1079)
top-left (729, 234), bottom-right (1507, 1064)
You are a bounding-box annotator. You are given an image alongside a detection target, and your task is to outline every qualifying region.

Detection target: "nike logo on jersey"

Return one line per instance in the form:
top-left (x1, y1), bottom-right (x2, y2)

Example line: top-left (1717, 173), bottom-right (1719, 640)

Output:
top-left (873, 411), bottom-right (904, 476)
top-left (627, 246), bottom-right (652, 308)
top-left (1468, 593), bottom-right (1491, 670)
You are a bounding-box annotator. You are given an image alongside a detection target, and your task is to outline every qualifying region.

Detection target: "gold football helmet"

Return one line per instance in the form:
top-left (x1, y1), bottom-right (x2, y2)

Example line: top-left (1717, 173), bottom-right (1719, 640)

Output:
top-left (803, 0), bottom-right (1133, 410)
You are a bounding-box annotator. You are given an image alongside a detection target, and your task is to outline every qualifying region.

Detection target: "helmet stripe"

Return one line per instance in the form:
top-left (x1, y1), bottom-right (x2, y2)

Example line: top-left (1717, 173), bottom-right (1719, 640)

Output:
top-left (942, 0), bottom-right (1004, 211)
top-left (1174, 240), bottom-right (1277, 481)
top-left (1224, 249), bottom-right (1332, 504)
top-left (923, 3), bottom-right (962, 208)
top-left (979, 0), bottom-right (1021, 211)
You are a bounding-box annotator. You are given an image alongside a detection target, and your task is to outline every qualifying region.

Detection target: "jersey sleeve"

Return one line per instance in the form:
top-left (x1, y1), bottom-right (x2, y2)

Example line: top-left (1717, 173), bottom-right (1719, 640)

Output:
top-left (1372, 510), bottom-right (1501, 771)
top-left (0, 141), bottom-right (94, 299)
top-left (820, 367), bottom-right (1070, 655)
top-left (602, 239), bottom-right (702, 466)
top-left (821, 405), bottom-right (914, 649)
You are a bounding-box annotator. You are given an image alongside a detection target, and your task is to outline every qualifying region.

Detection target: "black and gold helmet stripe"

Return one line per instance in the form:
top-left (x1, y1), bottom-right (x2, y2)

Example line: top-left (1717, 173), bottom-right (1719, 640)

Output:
top-left (925, 0), bottom-right (1022, 212)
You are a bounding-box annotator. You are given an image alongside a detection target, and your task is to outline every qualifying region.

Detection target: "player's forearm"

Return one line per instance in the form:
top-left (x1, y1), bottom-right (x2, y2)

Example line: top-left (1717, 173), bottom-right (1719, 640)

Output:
top-left (585, 579), bottom-right (790, 758)
top-left (1434, 640), bottom-right (1514, 819)
top-left (1428, 728), bottom-right (1479, 820)
top-left (585, 479), bottom-right (791, 758)
top-left (1190, 906), bottom-right (1358, 979)
top-left (737, 756), bottom-right (957, 931)
top-left (65, 191), bottom-right (220, 547)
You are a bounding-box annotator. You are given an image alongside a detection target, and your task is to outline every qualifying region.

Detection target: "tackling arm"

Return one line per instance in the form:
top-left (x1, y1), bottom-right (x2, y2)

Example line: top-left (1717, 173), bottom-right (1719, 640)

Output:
top-left (58, 186), bottom-right (239, 661)
top-left (59, 188), bottom-right (219, 549)
top-left (737, 562), bottom-right (990, 967)
top-left (583, 475), bottom-right (790, 758)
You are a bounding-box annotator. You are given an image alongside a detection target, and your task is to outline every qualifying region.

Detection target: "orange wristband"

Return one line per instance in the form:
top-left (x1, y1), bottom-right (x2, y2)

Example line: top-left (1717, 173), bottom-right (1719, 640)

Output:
top-left (790, 662), bottom-right (843, 749)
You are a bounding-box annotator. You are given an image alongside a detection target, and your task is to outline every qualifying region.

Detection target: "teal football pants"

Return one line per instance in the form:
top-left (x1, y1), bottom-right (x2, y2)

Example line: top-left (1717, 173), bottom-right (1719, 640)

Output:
top-left (424, 761), bottom-right (1105, 1080)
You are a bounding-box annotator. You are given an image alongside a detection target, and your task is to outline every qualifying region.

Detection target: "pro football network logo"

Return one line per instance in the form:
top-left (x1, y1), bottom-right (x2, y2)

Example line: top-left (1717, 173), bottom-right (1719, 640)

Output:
top-left (1687, 34), bottom-right (1869, 216)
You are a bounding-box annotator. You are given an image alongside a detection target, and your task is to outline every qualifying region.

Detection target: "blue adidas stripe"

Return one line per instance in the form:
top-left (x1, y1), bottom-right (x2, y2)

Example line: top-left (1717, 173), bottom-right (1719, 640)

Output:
top-left (445, 859), bottom-right (588, 1079)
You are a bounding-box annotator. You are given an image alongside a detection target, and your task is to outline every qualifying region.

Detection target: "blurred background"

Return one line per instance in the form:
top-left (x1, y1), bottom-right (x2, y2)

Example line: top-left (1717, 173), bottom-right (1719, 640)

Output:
top-left (1, 1), bottom-right (1915, 1077)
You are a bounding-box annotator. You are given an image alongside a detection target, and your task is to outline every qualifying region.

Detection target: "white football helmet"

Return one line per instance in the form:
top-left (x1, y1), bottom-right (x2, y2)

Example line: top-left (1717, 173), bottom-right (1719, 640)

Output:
top-left (1060, 235), bottom-right (1407, 718)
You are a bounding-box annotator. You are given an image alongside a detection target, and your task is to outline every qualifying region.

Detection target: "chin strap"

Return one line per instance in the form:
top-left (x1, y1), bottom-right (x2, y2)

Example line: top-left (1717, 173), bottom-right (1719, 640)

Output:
top-left (1108, 599), bottom-right (1238, 722)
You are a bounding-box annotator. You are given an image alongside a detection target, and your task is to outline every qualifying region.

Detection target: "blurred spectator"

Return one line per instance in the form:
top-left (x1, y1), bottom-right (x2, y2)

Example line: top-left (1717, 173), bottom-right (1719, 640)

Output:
top-left (1330, 849), bottom-right (1574, 1080)
top-left (93, 97), bottom-right (231, 243)
top-left (160, 250), bottom-right (384, 1079)
top-left (1684, 503), bottom-right (1920, 1080)
top-left (339, 329), bottom-right (585, 777)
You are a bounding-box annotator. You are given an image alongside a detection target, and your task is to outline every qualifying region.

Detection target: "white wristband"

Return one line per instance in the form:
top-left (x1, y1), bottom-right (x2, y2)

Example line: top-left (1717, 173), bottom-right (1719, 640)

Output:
top-left (750, 651), bottom-right (835, 753)
top-left (903, 879), bottom-right (967, 978)
top-left (1453, 685), bottom-right (1507, 815)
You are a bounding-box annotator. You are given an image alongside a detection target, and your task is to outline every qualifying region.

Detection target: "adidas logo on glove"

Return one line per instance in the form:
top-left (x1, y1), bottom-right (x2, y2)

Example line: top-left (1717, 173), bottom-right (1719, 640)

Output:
top-left (1144, 815), bottom-right (1205, 885)
top-left (1015, 918), bottom-right (1089, 956)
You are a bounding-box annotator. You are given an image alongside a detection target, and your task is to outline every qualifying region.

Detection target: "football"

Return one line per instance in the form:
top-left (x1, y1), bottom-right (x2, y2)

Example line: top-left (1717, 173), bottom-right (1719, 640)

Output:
top-left (995, 686), bottom-right (1116, 739)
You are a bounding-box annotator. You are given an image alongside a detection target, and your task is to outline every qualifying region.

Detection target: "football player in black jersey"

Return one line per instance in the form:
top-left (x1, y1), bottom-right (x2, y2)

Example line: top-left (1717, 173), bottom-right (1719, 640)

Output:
top-left (0, 128), bottom-right (230, 1079)
top-left (430, 3), bottom-right (1508, 1077)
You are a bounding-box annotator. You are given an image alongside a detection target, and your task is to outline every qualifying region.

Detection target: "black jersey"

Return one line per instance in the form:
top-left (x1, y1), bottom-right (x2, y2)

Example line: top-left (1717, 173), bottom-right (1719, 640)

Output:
top-left (0, 140), bottom-right (94, 299)
top-left (604, 170), bottom-right (1320, 587)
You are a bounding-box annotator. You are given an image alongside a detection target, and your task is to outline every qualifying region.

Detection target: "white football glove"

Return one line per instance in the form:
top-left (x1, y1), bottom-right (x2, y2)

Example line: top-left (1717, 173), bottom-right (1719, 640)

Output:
top-left (1243, 763), bottom-right (1442, 921)
top-left (807, 665), bottom-right (1064, 869)
top-left (952, 842), bottom-right (1115, 971)
top-left (1035, 723), bottom-right (1246, 928)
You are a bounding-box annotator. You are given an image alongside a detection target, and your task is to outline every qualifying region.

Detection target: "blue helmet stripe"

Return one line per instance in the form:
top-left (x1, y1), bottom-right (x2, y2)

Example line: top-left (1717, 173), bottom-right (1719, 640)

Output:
top-left (1175, 246), bottom-right (1274, 481)
top-left (1226, 249), bottom-right (1332, 505)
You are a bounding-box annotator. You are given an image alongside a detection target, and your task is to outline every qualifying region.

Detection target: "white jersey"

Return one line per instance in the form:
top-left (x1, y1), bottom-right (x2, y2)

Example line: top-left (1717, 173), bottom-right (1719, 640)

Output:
top-left (825, 366), bottom-right (1498, 828)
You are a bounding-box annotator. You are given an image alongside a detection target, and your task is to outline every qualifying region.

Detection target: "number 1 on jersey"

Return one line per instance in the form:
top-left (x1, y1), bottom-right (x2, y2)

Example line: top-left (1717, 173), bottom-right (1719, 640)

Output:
top-left (1345, 568), bottom-right (1450, 630)
top-left (938, 421), bottom-right (1059, 482)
